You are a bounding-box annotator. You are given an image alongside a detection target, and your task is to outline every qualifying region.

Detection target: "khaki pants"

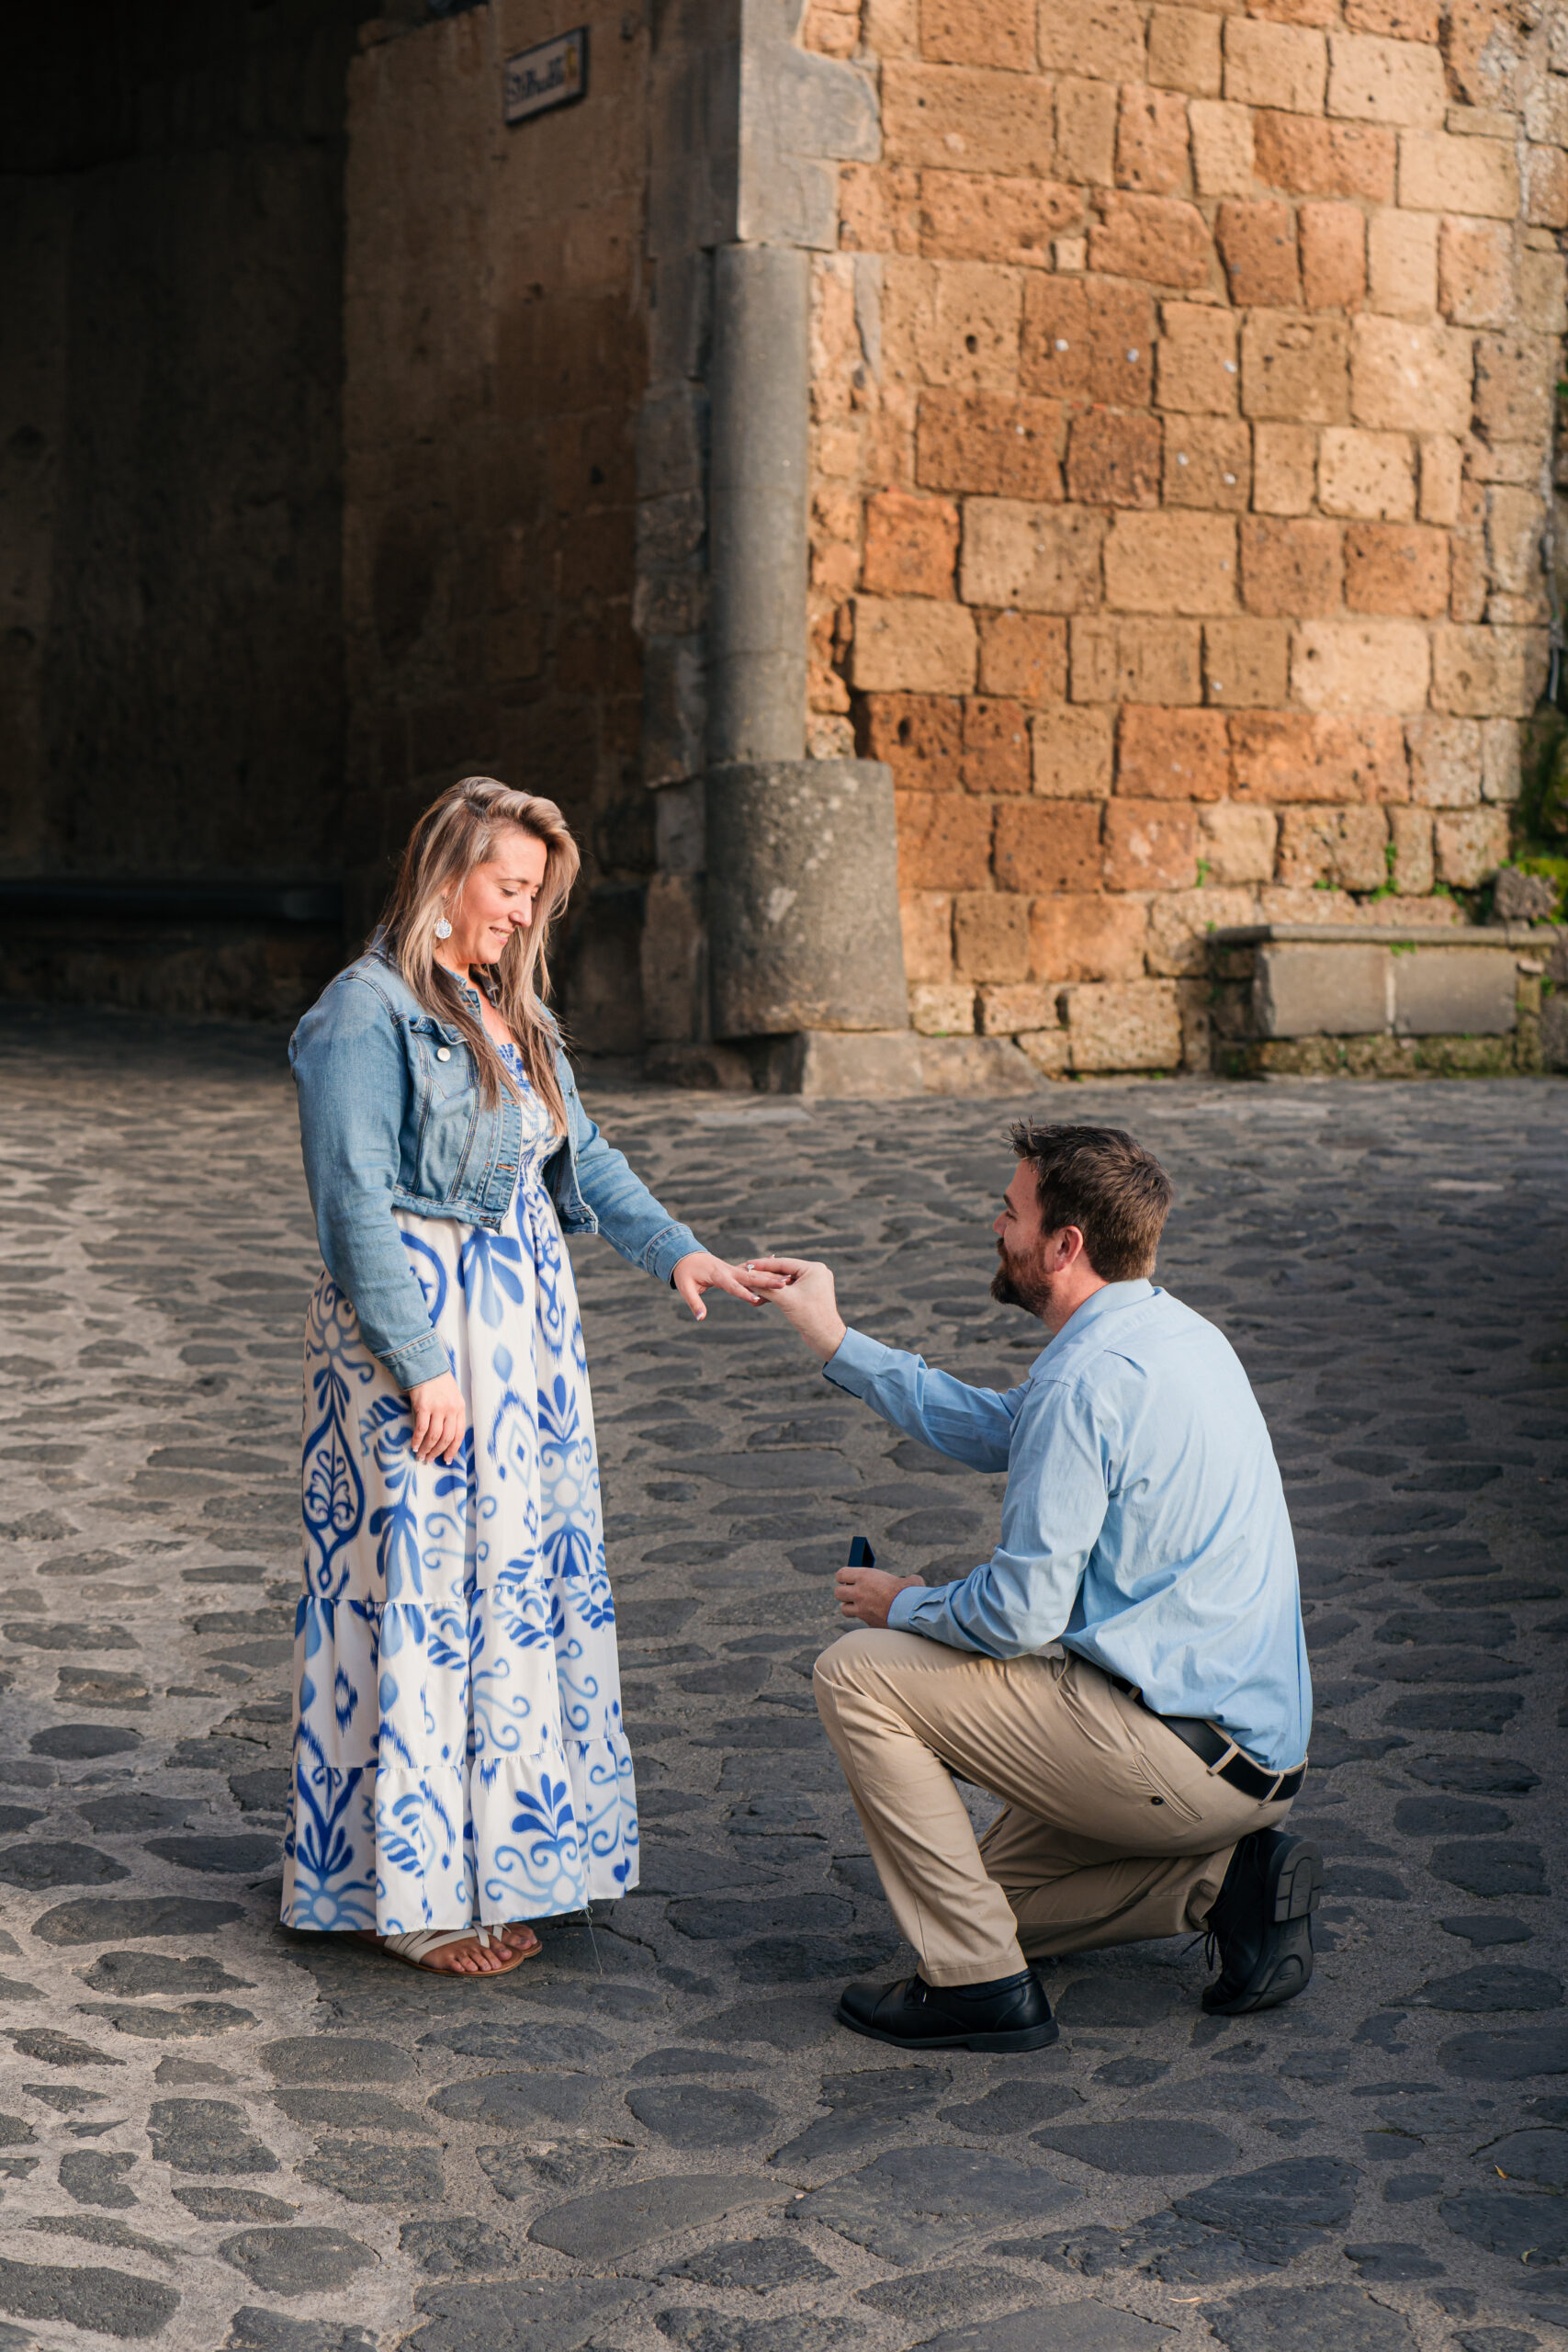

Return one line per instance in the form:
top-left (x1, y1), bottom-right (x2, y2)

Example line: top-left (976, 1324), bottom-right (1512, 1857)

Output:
top-left (814, 1629), bottom-right (1295, 1986)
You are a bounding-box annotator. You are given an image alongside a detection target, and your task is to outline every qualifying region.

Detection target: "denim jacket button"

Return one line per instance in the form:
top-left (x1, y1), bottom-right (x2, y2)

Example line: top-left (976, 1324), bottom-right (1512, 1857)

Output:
top-left (435, 1046), bottom-right (451, 1062)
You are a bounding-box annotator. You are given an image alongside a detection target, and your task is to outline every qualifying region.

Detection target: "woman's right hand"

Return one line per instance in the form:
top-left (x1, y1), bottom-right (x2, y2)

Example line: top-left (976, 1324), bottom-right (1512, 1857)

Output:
top-left (408, 1372), bottom-right (466, 1465)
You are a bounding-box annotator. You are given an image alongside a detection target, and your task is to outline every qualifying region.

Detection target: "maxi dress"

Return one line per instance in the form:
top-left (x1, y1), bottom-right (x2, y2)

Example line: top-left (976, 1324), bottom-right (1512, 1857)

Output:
top-left (281, 1044), bottom-right (638, 1935)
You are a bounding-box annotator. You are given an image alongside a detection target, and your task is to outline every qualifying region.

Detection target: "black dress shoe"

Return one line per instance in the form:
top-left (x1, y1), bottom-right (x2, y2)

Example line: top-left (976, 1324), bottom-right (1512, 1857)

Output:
top-left (1201, 1826), bottom-right (1323, 2016)
top-left (836, 1968), bottom-right (1059, 2052)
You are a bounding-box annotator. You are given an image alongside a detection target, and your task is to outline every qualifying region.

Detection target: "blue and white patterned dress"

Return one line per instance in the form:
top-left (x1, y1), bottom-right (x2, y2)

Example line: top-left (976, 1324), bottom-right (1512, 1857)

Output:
top-left (282, 1045), bottom-right (637, 1936)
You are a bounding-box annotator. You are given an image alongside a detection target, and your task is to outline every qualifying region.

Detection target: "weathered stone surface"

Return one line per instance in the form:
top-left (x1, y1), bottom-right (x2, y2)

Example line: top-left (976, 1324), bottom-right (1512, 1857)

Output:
top-left (1429, 1841), bottom-right (1547, 1899)
top-left (28, 1724), bottom-right (141, 1759)
top-left (0, 2255), bottom-right (180, 2340)
top-left (797, 2145), bottom-right (1078, 2267)
top-left (1055, 1978), bottom-right (1182, 2029)
top-left (663, 2237), bottom-right (838, 2291)
top-left (657, 2311), bottom-right (863, 2352)
top-left (1440, 2186), bottom-right (1568, 2262)
top-left (59, 2150), bottom-right (138, 2208)
top-left (8, 2026), bottom-right (121, 2067)
top-left (529, 2177), bottom-right (778, 2260)
top-left (1413, 1967), bottom-right (1562, 2013)
top-left (31, 1898), bottom-right (243, 1944)
top-left (80, 2000), bottom-right (255, 2040)
top-left (79, 1951), bottom-right (252, 1996)
top-left (260, 2037), bottom-right (413, 2084)
top-left (273, 2089), bottom-right (433, 2133)
top-left (174, 2187), bottom-right (296, 2222)
top-left (147, 2098), bottom-right (279, 2176)
top-left (404, 2279), bottom-right (641, 2352)
top-left (1032, 2121), bottom-right (1240, 2176)
top-left (219, 2226), bottom-right (378, 2295)
top-left (143, 1834), bottom-right (281, 1873)
top-left (1202, 2284), bottom-right (1414, 2349)
top-left (399, 2216), bottom-right (517, 2277)
top-left (0, 1842), bottom-right (128, 1890)
top-left (1174, 2161), bottom-right (1360, 2262)
top-left (911, 2306), bottom-right (1173, 2352)
top-left (772, 2065), bottom-right (950, 2170)
top-left (627, 2083), bottom-right (780, 2145)
top-left (941, 2084), bottom-right (1083, 2134)
top-left (853, 2267), bottom-right (1033, 2325)
top-left (224, 2313), bottom-right (378, 2352)
top-left (430, 2070), bottom-right (596, 2131)
top-left (1441, 2027), bottom-right (1568, 2080)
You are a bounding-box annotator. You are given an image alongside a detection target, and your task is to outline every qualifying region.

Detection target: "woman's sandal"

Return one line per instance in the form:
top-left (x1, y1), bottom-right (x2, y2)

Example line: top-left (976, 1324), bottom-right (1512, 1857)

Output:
top-left (356, 1926), bottom-right (536, 1976)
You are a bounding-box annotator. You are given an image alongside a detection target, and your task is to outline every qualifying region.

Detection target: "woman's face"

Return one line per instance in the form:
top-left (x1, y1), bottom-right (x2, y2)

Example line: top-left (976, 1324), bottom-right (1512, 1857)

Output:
top-left (440, 826), bottom-right (549, 968)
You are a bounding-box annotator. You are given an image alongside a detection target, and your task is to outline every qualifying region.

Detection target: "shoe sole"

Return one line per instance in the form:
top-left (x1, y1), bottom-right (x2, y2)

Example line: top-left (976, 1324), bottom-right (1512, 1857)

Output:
top-left (833, 2000), bottom-right (1060, 2053)
top-left (1202, 1836), bottom-right (1323, 2017)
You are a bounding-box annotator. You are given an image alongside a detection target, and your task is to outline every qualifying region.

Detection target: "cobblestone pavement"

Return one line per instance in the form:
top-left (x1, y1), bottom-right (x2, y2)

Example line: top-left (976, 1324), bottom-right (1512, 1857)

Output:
top-left (0, 1009), bottom-right (1565, 2352)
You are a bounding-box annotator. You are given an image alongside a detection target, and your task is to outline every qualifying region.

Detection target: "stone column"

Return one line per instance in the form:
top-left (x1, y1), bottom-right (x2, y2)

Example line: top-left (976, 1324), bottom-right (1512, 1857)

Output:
top-left (636, 0), bottom-right (918, 1095)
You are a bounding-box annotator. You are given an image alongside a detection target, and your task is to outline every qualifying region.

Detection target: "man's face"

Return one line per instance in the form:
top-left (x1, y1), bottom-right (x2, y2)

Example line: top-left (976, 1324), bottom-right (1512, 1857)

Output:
top-left (991, 1162), bottom-right (1055, 1315)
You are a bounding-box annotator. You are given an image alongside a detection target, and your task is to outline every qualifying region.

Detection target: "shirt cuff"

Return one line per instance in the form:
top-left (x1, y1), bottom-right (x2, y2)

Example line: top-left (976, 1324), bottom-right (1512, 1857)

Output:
top-left (886, 1582), bottom-right (930, 1634)
top-left (823, 1327), bottom-right (899, 1396)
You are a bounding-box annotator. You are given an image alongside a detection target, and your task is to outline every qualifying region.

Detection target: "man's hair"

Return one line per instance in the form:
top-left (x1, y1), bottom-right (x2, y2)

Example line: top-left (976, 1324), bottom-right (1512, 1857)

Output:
top-left (1008, 1122), bottom-right (1173, 1281)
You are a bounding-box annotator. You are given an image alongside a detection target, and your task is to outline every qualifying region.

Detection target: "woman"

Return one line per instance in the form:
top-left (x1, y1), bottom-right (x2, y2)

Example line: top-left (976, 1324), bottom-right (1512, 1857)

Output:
top-left (282, 776), bottom-right (771, 1975)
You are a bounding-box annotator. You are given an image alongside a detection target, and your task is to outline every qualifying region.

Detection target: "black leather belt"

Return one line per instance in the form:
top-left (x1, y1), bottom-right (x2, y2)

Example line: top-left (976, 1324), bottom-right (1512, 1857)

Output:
top-left (1109, 1676), bottom-right (1306, 1804)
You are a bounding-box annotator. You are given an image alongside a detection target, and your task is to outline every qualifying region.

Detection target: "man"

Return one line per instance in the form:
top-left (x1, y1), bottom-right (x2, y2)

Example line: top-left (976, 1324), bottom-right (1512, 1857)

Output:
top-left (753, 1122), bottom-right (1316, 2055)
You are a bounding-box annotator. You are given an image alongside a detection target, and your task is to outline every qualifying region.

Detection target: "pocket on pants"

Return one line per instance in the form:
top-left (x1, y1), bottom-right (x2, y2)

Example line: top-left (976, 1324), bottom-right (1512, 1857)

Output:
top-left (1127, 1738), bottom-right (1206, 1828)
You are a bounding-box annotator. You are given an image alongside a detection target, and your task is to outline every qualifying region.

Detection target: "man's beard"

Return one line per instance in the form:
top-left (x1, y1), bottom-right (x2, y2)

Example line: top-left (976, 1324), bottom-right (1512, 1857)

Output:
top-left (990, 1240), bottom-right (1053, 1317)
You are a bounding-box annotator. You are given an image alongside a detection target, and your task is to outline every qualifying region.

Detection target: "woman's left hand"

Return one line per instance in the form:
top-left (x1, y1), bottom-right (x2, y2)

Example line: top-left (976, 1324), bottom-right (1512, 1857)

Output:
top-left (671, 1252), bottom-right (789, 1322)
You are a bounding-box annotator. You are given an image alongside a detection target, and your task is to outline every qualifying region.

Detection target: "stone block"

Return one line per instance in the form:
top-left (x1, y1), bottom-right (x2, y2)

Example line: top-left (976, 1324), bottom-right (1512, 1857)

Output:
top-left (1230, 711), bottom-right (1409, 803)
top-left (900, 889), bottom-right (954, 979)
top-left (1431, 624), bottom-right (1549, 718)
top-left (1037, 0), bottom-right (1145, 81)
top-left (918, 176), bottom-right (1084, 267)
top-left (1485, 486), bottom-right (1545, 597)
top-left (881, 64), bottom-right (1057, 175)
top-left (917, 392), bottom-right (1065, 500)
top-left (919, 1035), bottom-right (1046, 1092)
top-left (1432, 804), bottom-right (1510, 884)
top-left (1069, 616), bottom-right (1118, 704)
top-left (850, 596), bottom-right (978, 692)
top-left (953, 891), bottom-right (1031, 978)
top-left (862, 492), bottom-right (961, 599)
top-left (1472, 334), bottom-right (1554, 443)
top-left (978, 611), bottom-right (1068, 700)
top-left (1145, 885), bottom-right (1258, 975)
top-left (1481, 718), bottom-right (1521, 803)
top-left (1241, 311), bottom-right (1351, 423)
top-left (1299, 202), bottom-right (1367, 308)
top-left (863, 695), bottom-right (964, 790)
top-left (909, 975), bottom-right (973, 1032)
top-left (787, 1031), bottom-right (928, 1096)
top-left (1066, 411), bottom-right (1162, 509)
top-left (1253, 424), bottom-right (1318, 514)
top-left (1438, 217), bottom-right (1513, 327)
top-left (1258, 884), bottom-right (1359, 922)
top-left (1060, 979), bottom-right (1183, 1070)
top-left (1239, 516), bottom-right (1343, 615)
top-left (1292, 616), bottom-right (1432, 713)
top-left (1224, 19), bottom-right (1327, 115)
top-left (1021, 277), bottom-right (1156, 406)
top-left (641, 874), bottom-right (705, 1045)
top-left (1117, 707), bottom-right (1230, 799)
top-left (1156, 303), bottom-right (1240, 414)
top-left (1055, 78), bottom-right (1120, 187)
top-left (884, 258), bottom-right (1025, 391)
top-left (976, 981), bottom-right (1058, 1034)
top-left (1350, 315), bottom-right (1472, 433)
top-left (1148, 8), bottom-right (1223, 98)
top-left (962, 697), bottom-right (1032, 794)
top-left (1087, 195), bottom-right (1214, 290)
top-left (1399, 131), bottom-right (1518, 220)
top-left (1317, 427), bottom-right (1416, 520)
top-left (1029, 890), bottom-right (1149, 979)
top-left (1417, 434), bottom-right (1462, 526)
top-left (960, 502), bottom-right (1106, 613)
top-left (840, 164), bottom-right (922, 255)
top-left (1519, 244), bottom-right (1568, 335)
top-left (1526, 142), bottom-right (1568, 230)
top-left (1108, 617), bottom-right (1203, 705)
top-left (1255, 942), bottom-right (1391, 1035)
top-left (1346, 0), bottom-right (1438, 34)
top-left (1367, 208), bottom-right (1438, 317)
top-left (1388, 803), bottom-right (1435, 892)
top-left (1116, 88), bottom-right (1192, 196)
top-left (1103, 514), bottom-right (1237, 615)
top-left (1276, 802), bottom-right (1391, 889)
top-left (1200, 802), bottom-right (1279, 882)
top-left (920, 0), bottom-right (1034, 69)
top-left (1201, 617), bottom-right (1292, 707)
top-left (1253, 113), bottom-right (1396, 204)
top-left (1343, 522), bottom-right (1449, 616)
top-left (1016, 1026), bottom-right (1072, 1076)
top-left (1326, 33), bottom-right (1447, 126)
top-left (1165, 416), bottom-right (1252, 513)
top-left (994, 801), bottom-right (1104, 891)
top-left (1031, 706), bottom-right (1114, 797)
top-left (1190, 100), bottom-right (1258, 198)
top-left (1216, 200), bottom-right (1302, 306)
top-left (1101, 799), bottom-right (1198, 889)
top-left (1393, 944), bottom-right (1517, 1034)
top-left (896, 790), bottom-right (994, 887)
top-left (1406, 714), bottom-right (1483, 806)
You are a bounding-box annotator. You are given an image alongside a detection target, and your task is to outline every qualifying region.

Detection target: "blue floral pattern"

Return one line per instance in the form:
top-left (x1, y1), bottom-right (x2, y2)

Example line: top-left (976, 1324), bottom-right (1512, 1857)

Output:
top-left (282, 1046), bottom-right (637, 1936)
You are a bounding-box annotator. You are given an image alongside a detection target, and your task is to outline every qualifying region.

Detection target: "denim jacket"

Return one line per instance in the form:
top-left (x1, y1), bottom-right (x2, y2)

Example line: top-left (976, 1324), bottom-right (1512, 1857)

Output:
top-left (289, 951), bottom-right (701, 1390)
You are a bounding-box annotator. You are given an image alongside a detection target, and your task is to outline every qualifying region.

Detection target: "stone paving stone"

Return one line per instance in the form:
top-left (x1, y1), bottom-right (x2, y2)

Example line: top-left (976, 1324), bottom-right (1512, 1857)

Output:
top-left (1, 1014), bottom-right (1566, 2345)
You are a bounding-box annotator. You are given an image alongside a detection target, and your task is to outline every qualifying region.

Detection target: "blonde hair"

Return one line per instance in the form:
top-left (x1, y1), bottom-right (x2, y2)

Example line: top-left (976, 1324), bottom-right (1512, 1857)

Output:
top-left (376, 776), bottom-right (581, 1132)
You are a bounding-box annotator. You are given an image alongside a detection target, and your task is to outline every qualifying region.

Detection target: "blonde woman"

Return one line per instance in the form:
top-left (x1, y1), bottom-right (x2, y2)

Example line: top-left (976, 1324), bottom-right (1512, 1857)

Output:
top-left (282, 776), bottom-right (772, 1975)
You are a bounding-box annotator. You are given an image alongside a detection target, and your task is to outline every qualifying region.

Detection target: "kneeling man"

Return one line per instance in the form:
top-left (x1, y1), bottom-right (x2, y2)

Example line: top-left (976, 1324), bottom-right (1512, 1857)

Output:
top-left (756, 1122), bottom-right (1316, 2055)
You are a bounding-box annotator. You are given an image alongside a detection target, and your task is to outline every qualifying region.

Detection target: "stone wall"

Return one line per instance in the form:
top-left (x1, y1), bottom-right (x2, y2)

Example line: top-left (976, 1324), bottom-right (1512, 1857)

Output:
top-left (341, 0), bottom-right (653, 1049)
top-left (807, 0), bottom-right (1566, 1080)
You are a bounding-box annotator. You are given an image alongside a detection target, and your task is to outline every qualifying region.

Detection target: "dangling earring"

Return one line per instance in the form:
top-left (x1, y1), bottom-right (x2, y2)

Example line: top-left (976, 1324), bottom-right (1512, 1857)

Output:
top-left (434, 912), bottom-right (453, 941)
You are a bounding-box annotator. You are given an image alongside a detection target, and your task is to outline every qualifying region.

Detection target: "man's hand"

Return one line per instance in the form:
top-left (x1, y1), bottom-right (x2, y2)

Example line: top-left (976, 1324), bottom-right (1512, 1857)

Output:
top-left (671, 1252), bottom-right (788, 1322)
top-left (747, 1257), bottom-right (848, 1363)
top-left (836, 1562), bottom-right (926, 1629)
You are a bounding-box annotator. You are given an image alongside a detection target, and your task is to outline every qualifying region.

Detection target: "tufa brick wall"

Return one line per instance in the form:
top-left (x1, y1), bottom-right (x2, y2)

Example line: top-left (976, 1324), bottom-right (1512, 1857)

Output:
top-left (806, 0), bottom-right (1565, 1080)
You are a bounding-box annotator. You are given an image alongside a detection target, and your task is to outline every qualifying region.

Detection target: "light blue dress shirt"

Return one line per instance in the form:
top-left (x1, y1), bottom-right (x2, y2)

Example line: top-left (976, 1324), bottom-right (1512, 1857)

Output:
top-left (825, 1280), bottom-right (1312, 1772)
